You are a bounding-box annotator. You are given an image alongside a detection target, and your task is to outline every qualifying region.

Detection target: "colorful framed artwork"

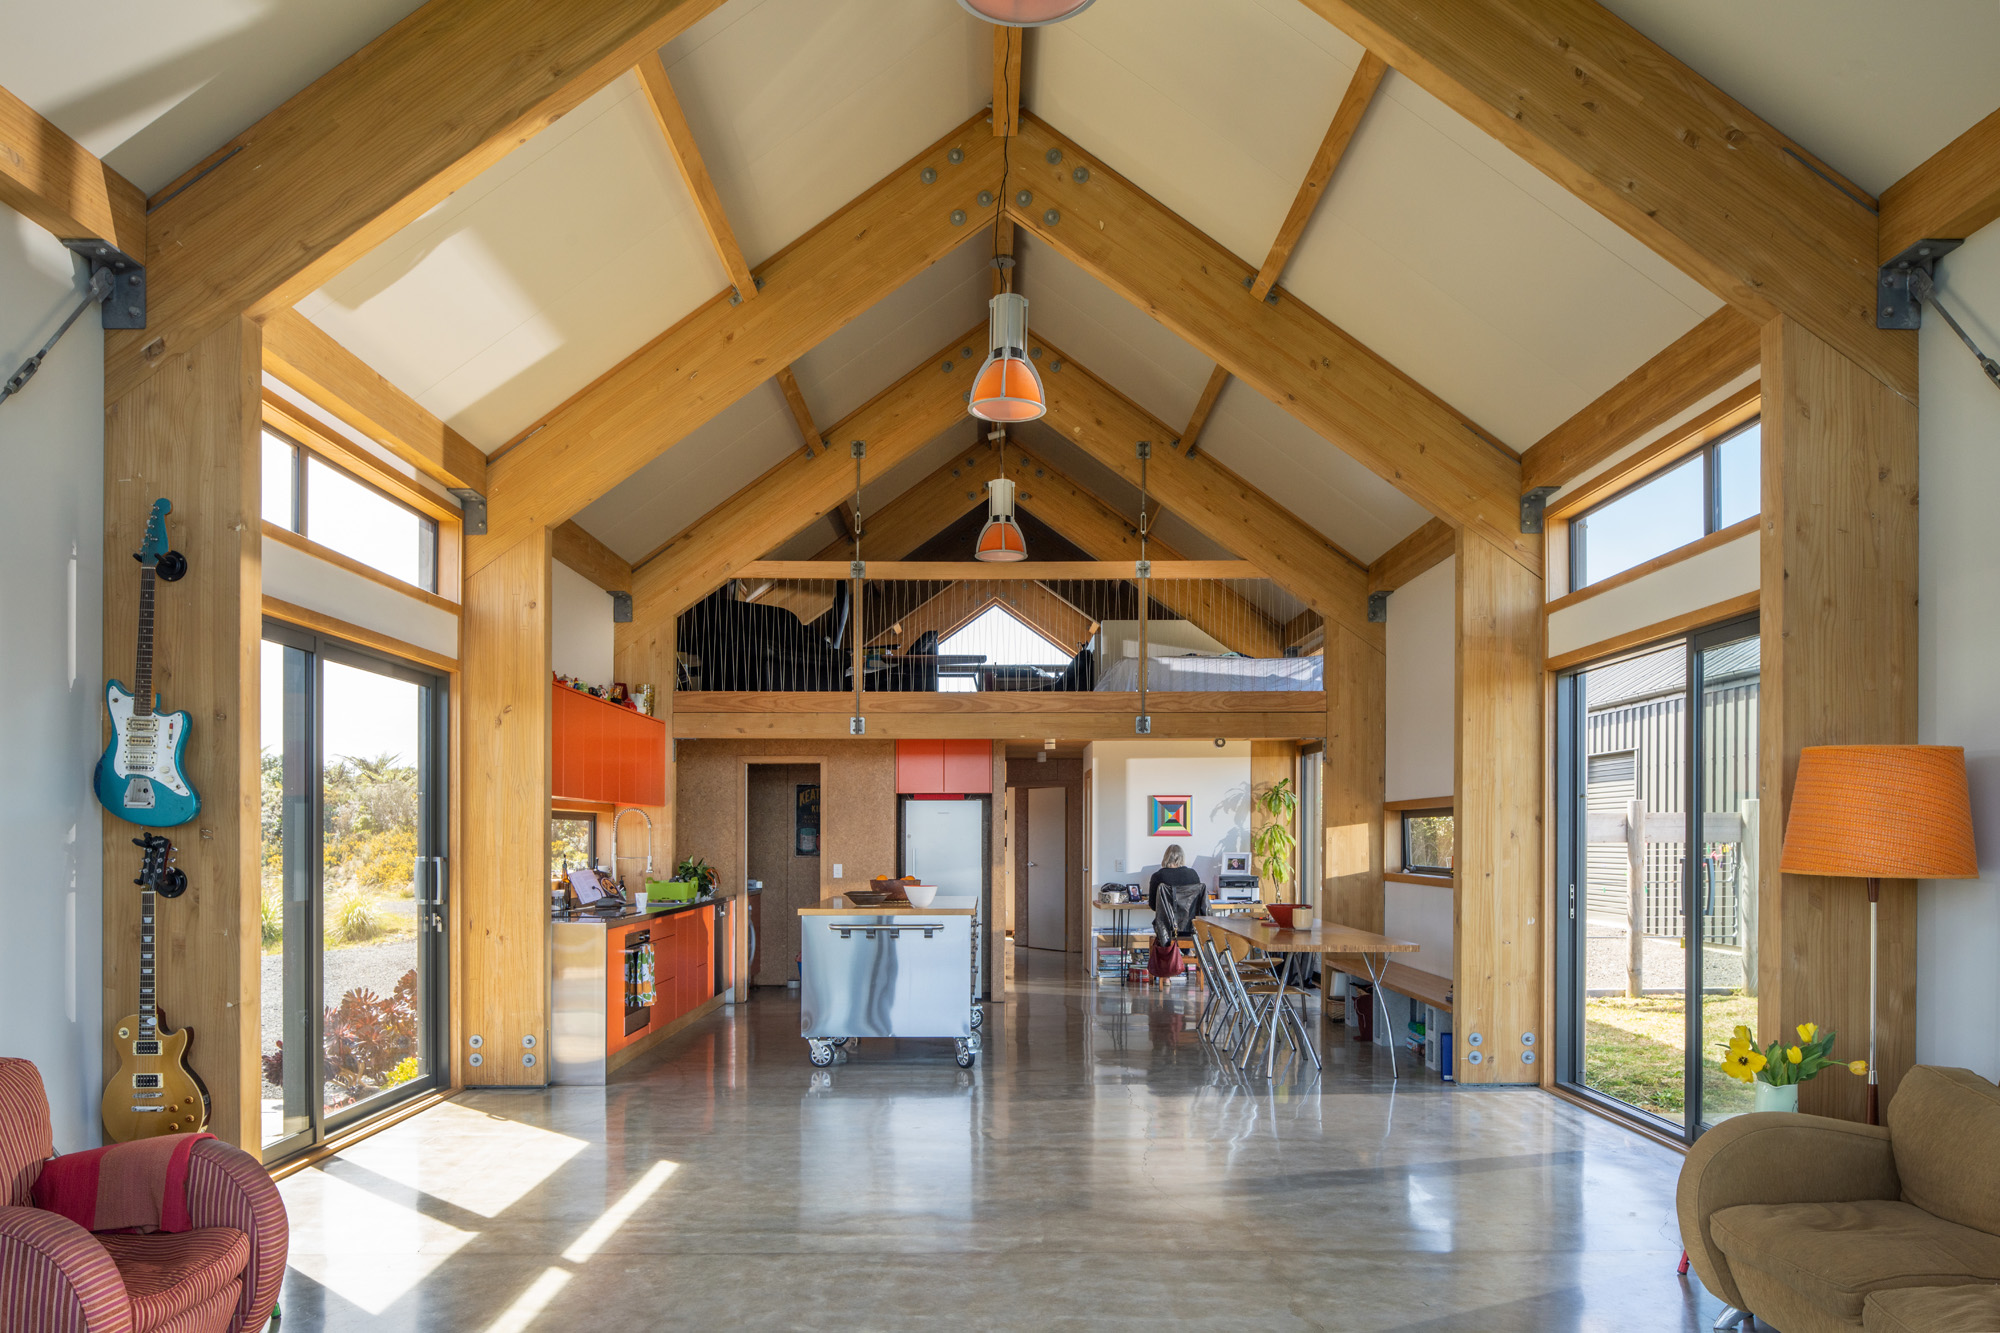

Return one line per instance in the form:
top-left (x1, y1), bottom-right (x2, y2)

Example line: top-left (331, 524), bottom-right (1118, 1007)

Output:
top-left (1148, 795), bottom-right (1193, 837)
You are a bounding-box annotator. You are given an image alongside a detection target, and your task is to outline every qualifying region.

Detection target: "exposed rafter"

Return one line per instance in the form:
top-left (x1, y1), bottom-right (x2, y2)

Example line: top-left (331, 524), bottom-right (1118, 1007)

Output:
top-left (262, 308), bottom-right (488, 493)
top-left (636, 53), bottom-right (756, 303)
top-left (812, 449), bottom-right (991, 561)
top-left (1176, 365), bottom-right (1230, 459)
top-left (992, 25), bottom-right (1024, 138)
top-left (1879, 105), bottom-right (2000, 263)
top-left (1293, 0), bottom-right (1912, 400)
top-left (1030, 333), bottom-right (1380, 644)
top-left (0, 81), bottom-right (144, 255)
top-left (1005, 114), bottom-right (1536, 576)
top-left (109, 0), bottom-right (730, 402)
top-left (470, 115), bottom-right (1004, 573)
top-left (1368, 518), bottom-right (1453, 594)
top-left (1249, 51), bottom-right (1386, 301)
top-left (624, 325), bottom-right (987, 622)
top-left (553, 520), bottom-right (631, 595)
top-left (1521, 306), bottom-right (1760, 493)
top-left (775, 367), bottom-right (824, 457)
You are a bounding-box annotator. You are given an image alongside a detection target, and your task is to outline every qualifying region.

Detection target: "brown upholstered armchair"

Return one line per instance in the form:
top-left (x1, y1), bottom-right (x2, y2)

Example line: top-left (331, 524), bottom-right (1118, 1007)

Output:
top-left (0, 1058), bottom-right (287, 1332)
top-left (1679, 1065), bottom-right (2000, 1332)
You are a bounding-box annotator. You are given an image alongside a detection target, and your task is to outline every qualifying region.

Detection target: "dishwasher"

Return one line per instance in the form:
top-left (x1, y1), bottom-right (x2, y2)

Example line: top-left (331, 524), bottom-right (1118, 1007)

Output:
top-left (799, 898), bottom-right (980, 1068)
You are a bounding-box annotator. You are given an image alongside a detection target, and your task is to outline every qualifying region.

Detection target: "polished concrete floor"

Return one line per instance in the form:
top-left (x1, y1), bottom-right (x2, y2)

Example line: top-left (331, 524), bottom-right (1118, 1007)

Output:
top-left (274, 950), bottom-right (1733, 1332)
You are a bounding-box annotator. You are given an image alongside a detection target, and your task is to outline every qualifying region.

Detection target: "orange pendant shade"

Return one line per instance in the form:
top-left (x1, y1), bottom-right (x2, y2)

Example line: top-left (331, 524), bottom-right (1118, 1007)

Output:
top-left (1779, 745), bottom-right (1978, 879)
top-left (957, 0), bottom-right (1096, 25)
top-left (969, 292), bottom-right (1045, 423)
top-left (975, 477), bottom-right (1028, 561)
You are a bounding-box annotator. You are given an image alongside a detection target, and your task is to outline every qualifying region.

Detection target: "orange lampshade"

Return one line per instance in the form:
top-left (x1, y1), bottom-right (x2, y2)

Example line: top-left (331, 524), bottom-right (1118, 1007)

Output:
top-left (1779, 745), bottom-right (1978, 879)
top-left (975, 477), bottom-right (1028, 561)
top-left (957, 0), bottom-right (1096, 25)
top-left (969, 355), bottom-right (1045, 422)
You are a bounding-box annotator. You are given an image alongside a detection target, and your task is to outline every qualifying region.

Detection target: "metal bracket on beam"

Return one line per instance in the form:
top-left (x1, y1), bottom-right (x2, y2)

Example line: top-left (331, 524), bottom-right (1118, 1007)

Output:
top-left (60, 239), bottom-right (145, 328)
top-left (1519, 486), bottom-right (1560, 534)
top-left (610, 591), bottom-right (633, 623)
top-left (1877, 239), bottom-right (1963, 329)
top-left (850, 560), bottom-right (866, 580)
top-left (1368, 591), bottom-right (1390, 623)
top-left (1134, 559), bottom-right (1150, 580)
top-left (1240, 274), bottom-right (1279, 307)
top-left (449, 489), bottom-right (488, 535)
top-left (849, 716), bottom-right (867, 736)
top-left (728, 275), bottom-right (766, 306)
top-left (1135, 715), bottom-right (1152, 735)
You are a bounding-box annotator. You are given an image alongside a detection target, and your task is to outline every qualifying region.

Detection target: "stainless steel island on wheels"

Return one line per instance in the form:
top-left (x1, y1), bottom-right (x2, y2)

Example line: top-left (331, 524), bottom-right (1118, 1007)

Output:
top-left (799, 892), bottom-right (983, 1068)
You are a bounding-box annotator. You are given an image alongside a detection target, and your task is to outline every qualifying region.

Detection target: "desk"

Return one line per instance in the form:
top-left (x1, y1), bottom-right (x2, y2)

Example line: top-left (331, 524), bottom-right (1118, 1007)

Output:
top-left (1208, 916), bottom-right (1419, 1078)
top-left (1092, 899), bottom-right (1260, 979)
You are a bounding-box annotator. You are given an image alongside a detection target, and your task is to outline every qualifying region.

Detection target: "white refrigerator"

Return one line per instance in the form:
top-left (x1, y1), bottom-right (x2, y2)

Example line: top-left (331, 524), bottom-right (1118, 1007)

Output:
top-left (899, 796), bottom-right (991, 997)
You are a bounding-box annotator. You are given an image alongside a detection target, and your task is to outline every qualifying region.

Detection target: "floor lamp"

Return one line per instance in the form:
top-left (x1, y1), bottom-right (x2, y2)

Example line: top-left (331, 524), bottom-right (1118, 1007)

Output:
top-left (1778, 745), bottom-right (1978, 1124)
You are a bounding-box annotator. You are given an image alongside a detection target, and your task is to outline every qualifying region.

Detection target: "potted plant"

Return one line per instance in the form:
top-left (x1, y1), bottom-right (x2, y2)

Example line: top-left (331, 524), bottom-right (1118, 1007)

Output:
top-left (1717, 1021), bottom-right (1868, 1111)
top-left (1253, 776), bottom-right (1298, 895)
top-left (662, 856), bottom-right (718, 901)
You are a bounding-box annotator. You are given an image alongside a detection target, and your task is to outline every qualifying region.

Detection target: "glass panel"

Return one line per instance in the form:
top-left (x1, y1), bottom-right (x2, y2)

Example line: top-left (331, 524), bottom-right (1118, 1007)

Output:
top-left (304, 455), bottom-right (436, 591)
top-left (1574, 455), bottom-right (1704, 587)
top-left (261, 432), bottom-right (297, 530)
top-left (1404, 813), bottom-right (1454, 872)
top-left (1715, 422), bottom-right (1761, 529)
top-left (1297, 753), bottom-right (1322, 907)
top-left (551, 814), bottom-right (595, 875)
top-left (1576, 641), bottom-right (1687, 1122)
top-left (935, 604), bottom-right (1067, 692)
top-left (1698, 633), bottom-right (1761, 1129)
top-left (259, 640), bottom-right (314, 1150)
top-left (320, 659), bottom-right (427, 1116)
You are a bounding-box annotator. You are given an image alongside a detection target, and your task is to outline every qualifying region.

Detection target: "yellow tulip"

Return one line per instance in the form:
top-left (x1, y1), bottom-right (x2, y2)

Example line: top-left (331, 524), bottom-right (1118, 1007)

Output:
top-left (1786, 1045), bottom-right (1804, 1064)
top-left (1797, 1022), bottom-right (1818, 1043)
top-left (1849, 1060), bottom-right (1869, 1076)
top-left (1726, 1035), bottom-right (1754, 1056)
top-left (1734, 1025), bottom-right (1755, 1044)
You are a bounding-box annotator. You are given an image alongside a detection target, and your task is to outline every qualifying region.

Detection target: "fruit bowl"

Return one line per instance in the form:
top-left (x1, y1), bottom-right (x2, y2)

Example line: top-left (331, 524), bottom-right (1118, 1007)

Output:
top-left (904, 883), bottom-right (938, 907)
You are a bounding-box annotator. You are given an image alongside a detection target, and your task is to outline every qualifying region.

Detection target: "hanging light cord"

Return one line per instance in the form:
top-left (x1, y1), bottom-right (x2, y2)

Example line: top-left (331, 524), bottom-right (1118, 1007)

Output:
top-left (1911, 269), bottom-right (2000, 391)
top-left (1137, 445), bottom-right (1150, 562)
top-left (992, 36), bottom-right (1015, 290)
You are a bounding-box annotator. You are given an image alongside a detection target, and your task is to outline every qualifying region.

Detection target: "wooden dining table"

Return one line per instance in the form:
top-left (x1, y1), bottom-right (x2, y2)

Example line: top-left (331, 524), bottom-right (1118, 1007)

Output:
top-left (1207, 914), bottom-right (1420, 1078)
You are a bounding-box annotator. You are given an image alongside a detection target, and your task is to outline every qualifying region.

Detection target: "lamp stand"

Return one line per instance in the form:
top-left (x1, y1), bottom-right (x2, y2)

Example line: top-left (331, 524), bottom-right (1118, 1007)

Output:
top-left (1866, 876), bottom-right (1880, 1126)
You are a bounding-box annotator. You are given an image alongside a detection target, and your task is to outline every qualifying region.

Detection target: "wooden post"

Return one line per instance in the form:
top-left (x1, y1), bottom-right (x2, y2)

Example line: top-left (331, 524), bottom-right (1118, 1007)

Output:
top-left (1453, 529), bottom-right (1544, 1084)
top-left (1760, 315), bottom-right (1918, 1117)
top-left (1739, 796), bottom-right (1759, 999)
top-left (1322, 624), bottom-right (1385, 930)
top-left (1625, 798), bottom-right (1646, 998)
top-left (102, 317), bottom-right (262, 1150)
top-left (461, 532), bottom-right (553, 1085)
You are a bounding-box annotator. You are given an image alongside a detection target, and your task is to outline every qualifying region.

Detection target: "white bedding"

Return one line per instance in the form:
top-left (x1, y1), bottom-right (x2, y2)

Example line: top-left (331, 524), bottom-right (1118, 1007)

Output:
top-left (1093, 656), bottom-right (1323, 692)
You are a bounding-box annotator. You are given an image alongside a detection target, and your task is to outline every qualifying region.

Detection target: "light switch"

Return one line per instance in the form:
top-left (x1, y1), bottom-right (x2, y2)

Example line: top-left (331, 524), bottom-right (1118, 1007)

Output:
top-left (832, 864), bottom-right (843, 879)
top-left (1114, 859), bottom-right (1123, 872)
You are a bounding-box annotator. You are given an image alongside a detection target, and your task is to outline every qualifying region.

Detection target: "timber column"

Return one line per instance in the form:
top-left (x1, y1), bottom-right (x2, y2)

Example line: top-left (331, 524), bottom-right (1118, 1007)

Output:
top-left (1322, 625), bottom-right (1386, 931)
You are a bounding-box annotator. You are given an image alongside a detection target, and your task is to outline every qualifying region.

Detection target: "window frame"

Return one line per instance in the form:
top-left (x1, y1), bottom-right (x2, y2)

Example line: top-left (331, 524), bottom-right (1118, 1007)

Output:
top-left (1399, 808), bottom-right (1455, 876)
top-left (1568, 415), bottom-right (1760, 593)
top-left (263, 423), bottom-right (442, 593)
top-left (549, 811), bottom-right (598, 874)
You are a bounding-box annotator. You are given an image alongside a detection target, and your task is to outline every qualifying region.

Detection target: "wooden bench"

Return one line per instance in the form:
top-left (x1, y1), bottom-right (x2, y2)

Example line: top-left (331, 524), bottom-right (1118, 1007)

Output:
top-left (1325, 956), bottom-right (1452, 1013)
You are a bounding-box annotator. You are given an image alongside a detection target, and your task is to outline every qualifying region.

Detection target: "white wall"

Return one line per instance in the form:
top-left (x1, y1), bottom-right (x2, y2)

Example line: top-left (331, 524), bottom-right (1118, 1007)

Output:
top-left (551, 559), bottom-right (615, 686)
top-left (1544, 530), bottom-right (1758, 660)
top-left (1097, 619), bottom-right (1229, 658)
top-left (1917, 217), bottom-right (2000, 1081)
top-left (1386, 555), bottom-right (1454, 801)
top-left (1089, 739), bottom-right (1253, 886)
top-left (0, 210), bottom-right (105, 1150)
top-left (262, 538), bottom-right (458, 660)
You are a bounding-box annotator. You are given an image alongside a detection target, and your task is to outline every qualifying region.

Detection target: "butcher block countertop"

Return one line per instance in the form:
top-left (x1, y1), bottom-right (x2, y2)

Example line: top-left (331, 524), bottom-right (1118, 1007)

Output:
top-left (800, 892), bottom-right (978, 916)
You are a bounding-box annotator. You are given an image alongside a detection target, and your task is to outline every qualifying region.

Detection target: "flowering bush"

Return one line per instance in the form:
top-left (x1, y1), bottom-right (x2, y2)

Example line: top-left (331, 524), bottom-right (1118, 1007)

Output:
top-left (1719, 1021), bottom-right (1867, 1087)
top-left (262, 969), bottom-right (421, 1109)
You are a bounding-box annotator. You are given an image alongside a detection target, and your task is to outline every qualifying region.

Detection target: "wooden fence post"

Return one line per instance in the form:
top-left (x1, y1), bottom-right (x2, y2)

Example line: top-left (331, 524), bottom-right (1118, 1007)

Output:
top-left (1626, 797), bottom-right (1646, 998)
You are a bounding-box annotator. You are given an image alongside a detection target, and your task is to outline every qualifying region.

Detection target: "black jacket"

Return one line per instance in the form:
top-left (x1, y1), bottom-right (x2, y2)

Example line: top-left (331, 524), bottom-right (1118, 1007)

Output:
top-left (1148, 866), bottom-right (1208, 943)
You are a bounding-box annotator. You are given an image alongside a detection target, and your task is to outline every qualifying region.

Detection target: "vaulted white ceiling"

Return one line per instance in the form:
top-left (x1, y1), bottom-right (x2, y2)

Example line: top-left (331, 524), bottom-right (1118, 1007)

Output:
top-left (7, 0), bottom-right (1997, 576)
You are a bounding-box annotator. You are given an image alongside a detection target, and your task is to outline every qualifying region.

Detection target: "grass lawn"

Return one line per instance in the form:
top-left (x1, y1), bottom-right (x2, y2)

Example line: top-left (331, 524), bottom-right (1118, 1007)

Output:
top-left (1584, 992), bottom-right (1758, 1121)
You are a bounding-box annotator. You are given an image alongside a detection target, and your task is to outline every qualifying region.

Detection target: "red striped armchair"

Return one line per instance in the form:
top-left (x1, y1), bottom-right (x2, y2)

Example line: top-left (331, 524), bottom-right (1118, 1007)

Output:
top-left (0, 1058), bottom-right (287, 1333)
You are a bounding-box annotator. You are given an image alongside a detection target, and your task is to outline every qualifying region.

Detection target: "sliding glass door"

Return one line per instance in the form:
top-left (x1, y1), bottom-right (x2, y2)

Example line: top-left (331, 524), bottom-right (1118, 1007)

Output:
top-left (1553, 615), bottom-right (1759, 1141)
top-left (260, 621), bottom-right (449, 1160)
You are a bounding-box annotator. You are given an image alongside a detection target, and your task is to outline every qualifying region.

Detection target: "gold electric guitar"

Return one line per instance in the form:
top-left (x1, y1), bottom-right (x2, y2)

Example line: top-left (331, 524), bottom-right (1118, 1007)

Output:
top-left (102, 835), bottom-right (209, 1142)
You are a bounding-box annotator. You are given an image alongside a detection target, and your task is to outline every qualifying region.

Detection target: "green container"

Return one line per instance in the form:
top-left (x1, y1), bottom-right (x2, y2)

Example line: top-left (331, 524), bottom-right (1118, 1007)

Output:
top-left (649, 879), bottom-right (699, 902)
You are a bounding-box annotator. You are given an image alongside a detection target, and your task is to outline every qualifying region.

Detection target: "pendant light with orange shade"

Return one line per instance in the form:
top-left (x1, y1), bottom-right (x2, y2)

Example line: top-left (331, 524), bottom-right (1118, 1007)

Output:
top-left (969, 291), bottom-right (1044, 423)
top-left (975, 429), bottom-right (1029, 561)
top-left (956, 0), bottom-right (1096, 25)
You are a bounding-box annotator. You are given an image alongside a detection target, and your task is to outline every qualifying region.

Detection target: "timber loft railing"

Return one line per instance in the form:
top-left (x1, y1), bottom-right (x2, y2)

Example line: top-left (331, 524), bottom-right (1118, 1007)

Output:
top-left (670, 560), bottom-right (1328, 740)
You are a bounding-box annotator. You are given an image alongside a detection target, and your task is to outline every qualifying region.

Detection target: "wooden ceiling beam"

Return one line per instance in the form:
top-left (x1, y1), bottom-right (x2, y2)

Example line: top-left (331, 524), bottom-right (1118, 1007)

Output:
top-left (553, 520), bottom-right (632, 594)
top-left (1177, 364), bottom-right (1230, 459)
top-left (470, 114), bottom-right (1004, 574)
top-left (636, 53), bottom-right (756, 302)
top-left (1005, 114), bottom-right (1535, 577)
top-left (1880, 105), bottom-right (2000, 262)
top-left (109, 0), bottom-right (730, 403)
top-left (624, 324), bottom-right (988, 621)
top-left (1521, 306), bottom-right (1760, 493)
top-left (1292, 0), bottom-right (1912, 401)
top-left (1249, 51), bottom-right (1386, 301)
top-left (0, 81), bottom-right (144, 255)
top-left (742, 559), bottom-right (1260, 581)
top-left (262, 308), bottom-right (488, 493)
top-left (1028, 333), bottom-right (1381, 646)
top-left (775, 366), bottom-right (824, 457)
top-left (813, 448), bottom-right (992, 561)
top-left (1368, 517), bottom-right (1453, 594)
top-left (992, 26), bottom-right (1024, 138)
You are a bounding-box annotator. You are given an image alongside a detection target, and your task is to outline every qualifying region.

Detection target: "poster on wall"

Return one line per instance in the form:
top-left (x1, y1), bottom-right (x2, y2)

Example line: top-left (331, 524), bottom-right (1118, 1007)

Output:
top-left (1148, 795), bottom-right (1192, 837)
top-left (796, 784), bottom-right (821, 856)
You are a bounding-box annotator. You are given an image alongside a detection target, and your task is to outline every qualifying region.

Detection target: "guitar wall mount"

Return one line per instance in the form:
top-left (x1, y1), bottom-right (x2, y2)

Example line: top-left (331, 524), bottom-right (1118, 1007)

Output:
top-left (134, 834), bottom-right (188, 898)
top-left (134, 549), bottom-right (188, 581)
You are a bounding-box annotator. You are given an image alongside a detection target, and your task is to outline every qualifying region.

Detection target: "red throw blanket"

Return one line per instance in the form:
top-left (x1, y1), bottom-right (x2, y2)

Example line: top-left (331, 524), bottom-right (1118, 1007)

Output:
top-left (30, 1133), bottom-right (214, 1233)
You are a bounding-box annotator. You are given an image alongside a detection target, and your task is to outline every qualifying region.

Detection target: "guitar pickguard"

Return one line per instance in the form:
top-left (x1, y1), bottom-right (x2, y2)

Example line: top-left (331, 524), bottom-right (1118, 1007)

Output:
top-left (96, 683), bottom-right (199, 827)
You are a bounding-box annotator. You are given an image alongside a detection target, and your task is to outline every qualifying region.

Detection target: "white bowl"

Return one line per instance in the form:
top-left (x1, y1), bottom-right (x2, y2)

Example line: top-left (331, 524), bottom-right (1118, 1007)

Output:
top-left (904, 883), bottom-right (938, 907)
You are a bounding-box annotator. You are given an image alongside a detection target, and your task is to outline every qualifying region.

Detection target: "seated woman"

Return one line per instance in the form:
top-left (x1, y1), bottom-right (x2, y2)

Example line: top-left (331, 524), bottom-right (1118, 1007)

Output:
top-left (1148, 844), bottom-right (1208, 946)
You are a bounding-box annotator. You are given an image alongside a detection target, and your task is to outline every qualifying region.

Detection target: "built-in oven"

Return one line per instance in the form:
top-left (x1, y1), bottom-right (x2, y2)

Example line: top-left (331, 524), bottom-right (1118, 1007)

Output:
top-left (621, 928), bottom-right (654, 1036)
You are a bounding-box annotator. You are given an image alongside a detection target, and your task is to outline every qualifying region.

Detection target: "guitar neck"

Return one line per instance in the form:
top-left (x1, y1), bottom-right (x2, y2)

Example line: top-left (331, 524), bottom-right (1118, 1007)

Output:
top-left (139, 887), bottom-right (156, 1036)
top-left (134, 566), bottom-right (156, 716)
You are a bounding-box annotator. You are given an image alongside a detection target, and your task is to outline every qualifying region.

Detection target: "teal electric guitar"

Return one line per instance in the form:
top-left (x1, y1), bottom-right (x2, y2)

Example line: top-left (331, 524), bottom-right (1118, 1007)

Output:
top-left (95, 499), bottom-right (197, 827)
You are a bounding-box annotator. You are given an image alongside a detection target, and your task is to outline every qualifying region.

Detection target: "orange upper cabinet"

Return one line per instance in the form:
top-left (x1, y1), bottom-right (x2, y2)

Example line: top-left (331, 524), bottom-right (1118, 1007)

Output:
top-left (897, 740), bottom-right (992, 795)
top-left (552, 685), bottom-right (667, 806)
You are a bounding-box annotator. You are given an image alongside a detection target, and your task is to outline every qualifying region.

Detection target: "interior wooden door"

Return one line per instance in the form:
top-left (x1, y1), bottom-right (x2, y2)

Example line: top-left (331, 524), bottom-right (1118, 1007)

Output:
top-left (1025, 786), bottom-right (1067, 952)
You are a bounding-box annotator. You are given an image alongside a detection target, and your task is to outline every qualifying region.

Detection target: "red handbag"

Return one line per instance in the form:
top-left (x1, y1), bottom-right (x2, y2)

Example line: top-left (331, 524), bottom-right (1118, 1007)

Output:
top-left (1148, 938), bottom-right (1185, 979)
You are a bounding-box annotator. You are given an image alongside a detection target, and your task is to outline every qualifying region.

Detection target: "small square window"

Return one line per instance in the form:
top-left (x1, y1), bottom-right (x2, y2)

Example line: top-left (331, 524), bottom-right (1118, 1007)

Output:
top-left (1402, 811), bottom-right (1454, 875)
top-left (550, 814), bottom-right (596, 875)
top-left (1570, 417), bottom-right (1761, 591)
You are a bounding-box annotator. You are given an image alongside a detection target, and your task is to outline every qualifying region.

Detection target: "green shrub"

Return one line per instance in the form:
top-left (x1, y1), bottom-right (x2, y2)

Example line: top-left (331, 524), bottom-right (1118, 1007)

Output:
top-left (260, 887), bottom-right (283, 950)
top-left (327, 888), bottom-right (386, 945)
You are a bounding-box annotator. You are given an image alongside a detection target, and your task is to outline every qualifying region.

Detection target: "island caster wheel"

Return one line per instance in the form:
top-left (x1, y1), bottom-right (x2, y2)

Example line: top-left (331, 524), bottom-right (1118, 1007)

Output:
top-left (970, 1005), bottom-right (983, 1029)
top-left (954, 1038), bottom-right (977, 1068)
top-left (832, 1037), bottom-right (849, 1047)
top-left (808, 1040), bottom-right (834, 1067)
